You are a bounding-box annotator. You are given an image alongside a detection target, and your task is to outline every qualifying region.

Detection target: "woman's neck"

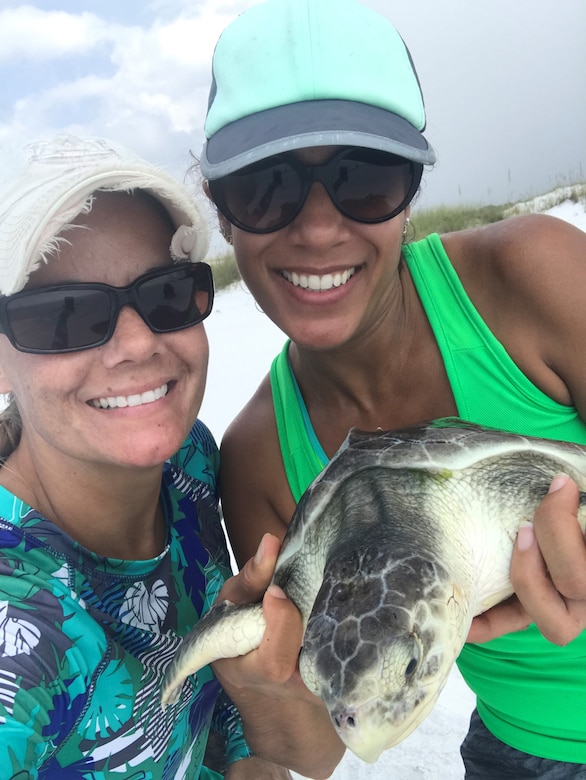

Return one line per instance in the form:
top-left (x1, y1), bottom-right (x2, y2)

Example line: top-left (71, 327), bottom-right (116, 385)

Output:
top-left (287, 266), bottom-right (458, 455)
top-left (0, 445), bottom-right (166, 560)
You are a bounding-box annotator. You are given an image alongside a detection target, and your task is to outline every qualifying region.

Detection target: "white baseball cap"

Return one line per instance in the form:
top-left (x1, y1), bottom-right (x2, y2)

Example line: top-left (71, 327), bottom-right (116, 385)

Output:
top-left (0, 134), bottom-right (210, 296)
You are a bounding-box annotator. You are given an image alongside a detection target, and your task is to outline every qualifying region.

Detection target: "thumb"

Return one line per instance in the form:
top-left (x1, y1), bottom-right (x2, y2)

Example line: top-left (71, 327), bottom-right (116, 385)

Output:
top-left (258, 585), bottom-right (304, 681)
top-left (219, 533), bottom-right (281, 605)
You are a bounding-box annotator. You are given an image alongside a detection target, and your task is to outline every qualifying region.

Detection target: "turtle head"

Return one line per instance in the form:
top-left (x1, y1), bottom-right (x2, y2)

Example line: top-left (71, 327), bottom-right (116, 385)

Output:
top-left (298, 547), bottom-right (469, 762)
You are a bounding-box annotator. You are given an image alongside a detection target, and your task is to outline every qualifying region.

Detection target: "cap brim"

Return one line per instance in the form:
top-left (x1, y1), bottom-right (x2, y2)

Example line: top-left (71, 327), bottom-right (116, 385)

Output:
top-left (1, 165), bottom-right (210, 296)
top-left (0, 134), bottom-right (211, 296)
top-left (201, 99), bottom-right (436, 178)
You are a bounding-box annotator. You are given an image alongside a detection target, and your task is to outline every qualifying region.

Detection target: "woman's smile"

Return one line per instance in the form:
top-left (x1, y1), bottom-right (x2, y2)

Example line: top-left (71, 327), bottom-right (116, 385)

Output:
top-left (280, 266), bottom-right (359, 291)
top-left (87, 381), bottom-right (169, 409)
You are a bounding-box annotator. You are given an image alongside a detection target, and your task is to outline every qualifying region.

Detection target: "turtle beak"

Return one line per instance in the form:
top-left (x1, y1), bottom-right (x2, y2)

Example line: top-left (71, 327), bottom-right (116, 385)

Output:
top-left (330, 701), bottom-right (388, 763)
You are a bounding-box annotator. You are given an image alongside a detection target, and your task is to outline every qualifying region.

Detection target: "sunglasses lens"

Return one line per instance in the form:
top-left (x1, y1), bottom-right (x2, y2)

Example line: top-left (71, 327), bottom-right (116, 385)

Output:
top-left (1, 264), bottom-right (214, 354)
top-left (6, 289), bottom-right (112, 352)
top-left (216, 159), bottom-right (303, 232)
top-left (212, 148), bottom-right (418, 233)
top-left (139, 266), bottom-right (213, 331)
top-left (333, 150), bottom-right (415, 223)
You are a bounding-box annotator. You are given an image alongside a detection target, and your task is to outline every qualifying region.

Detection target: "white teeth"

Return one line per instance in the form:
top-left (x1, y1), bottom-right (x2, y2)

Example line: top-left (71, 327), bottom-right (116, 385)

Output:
top-left (282, 267), bottom-right (356, 291)
top-left (89, 383), bottom-right (168, 410)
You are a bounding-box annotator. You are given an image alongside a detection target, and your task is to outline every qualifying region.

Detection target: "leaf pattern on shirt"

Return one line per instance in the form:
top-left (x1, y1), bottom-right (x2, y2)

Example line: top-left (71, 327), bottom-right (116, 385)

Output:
top-left (0, 600), bottom-right (41, 657)
top-left (81, 658), bottom-right (133, 740)
top-left (119, 579), bottom-right (169, 631)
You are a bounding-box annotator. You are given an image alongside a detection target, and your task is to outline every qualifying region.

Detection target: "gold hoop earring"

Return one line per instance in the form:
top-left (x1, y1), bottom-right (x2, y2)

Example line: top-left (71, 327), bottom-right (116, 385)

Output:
top-left (402, 217), bottom-right (410, 242)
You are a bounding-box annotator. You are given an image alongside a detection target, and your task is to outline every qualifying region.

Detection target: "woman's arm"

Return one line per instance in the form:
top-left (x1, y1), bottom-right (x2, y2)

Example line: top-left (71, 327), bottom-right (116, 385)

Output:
top-left (213, 534), bottom-right (345, 780)
top-left (461, 215), bottom-right (586, 644)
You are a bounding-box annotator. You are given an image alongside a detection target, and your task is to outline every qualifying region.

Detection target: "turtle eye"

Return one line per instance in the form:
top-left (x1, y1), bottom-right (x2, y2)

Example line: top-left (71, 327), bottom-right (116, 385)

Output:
top-left (404, 633), bottom-right (421, 679)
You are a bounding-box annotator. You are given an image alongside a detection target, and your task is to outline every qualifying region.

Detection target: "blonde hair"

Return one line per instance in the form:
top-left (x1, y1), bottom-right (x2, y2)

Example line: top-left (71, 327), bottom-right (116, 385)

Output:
top-left (0, 396), bottom-right (22, 464)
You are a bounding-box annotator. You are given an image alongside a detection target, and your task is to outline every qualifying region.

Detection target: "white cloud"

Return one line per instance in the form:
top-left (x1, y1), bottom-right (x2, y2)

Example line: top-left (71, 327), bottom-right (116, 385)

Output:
top-left (0, 6), bottom-right (112, 60)
top-left (0, 2), bottom-right (248, 172)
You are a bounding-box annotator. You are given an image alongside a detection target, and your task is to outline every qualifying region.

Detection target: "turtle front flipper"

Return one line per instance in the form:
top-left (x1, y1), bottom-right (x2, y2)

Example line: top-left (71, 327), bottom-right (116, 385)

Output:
top-left (161, 600), bottom-right (265, 708)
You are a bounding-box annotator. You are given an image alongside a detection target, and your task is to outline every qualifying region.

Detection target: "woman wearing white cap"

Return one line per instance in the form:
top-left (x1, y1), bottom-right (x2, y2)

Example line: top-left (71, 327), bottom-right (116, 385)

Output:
top-left (0, 134), bottom-right (341, 779)
top-left (205, 0), bottom-right (586, 776)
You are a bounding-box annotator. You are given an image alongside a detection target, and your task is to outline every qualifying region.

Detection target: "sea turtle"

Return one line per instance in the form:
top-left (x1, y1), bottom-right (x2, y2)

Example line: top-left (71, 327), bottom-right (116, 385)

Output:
top-left (160, 417), bottom-right (586, 763)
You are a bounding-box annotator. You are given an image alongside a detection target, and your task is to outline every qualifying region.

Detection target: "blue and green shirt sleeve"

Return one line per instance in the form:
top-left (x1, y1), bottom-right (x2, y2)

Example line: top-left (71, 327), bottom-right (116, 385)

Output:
top-left (171, 419), bottom-right (253, 767)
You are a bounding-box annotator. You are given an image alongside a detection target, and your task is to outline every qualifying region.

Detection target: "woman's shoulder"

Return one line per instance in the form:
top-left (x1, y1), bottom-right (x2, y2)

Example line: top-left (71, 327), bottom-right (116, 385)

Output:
top-left (442, 213), bottom-right (585, 270)
top-left (438, 213), bottom-right (586, 311)
top-left (220, 373), bottom-right (283, 501)
top-left (441, 213), bottom-right (586, 411)
top-left (221, 373), bottom-right (275, 455)
top-left (220, 374), bottom-right (294, 565)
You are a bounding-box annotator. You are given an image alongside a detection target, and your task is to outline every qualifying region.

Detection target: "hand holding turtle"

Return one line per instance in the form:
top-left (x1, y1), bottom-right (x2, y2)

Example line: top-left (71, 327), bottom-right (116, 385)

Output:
top-left (468, 475), bottom-right (586, 645)
top-left (212, 533), bottom-right (306, 692)
top-left (210, 533), bottom-right (345, 777)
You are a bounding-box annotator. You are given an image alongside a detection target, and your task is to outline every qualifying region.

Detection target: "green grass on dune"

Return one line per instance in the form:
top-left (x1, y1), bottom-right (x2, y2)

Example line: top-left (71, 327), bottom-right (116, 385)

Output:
top-left (409, 203), bottom-right (509, 239)
top-left (207, 251), bottom-right (242, 290)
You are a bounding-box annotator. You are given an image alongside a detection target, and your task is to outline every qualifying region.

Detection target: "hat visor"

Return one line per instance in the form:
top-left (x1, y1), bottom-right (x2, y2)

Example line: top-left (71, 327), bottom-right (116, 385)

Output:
top-left (1, 166), bottom-right (209, 296)
top-left (201, 99), bottom-right (436, 179)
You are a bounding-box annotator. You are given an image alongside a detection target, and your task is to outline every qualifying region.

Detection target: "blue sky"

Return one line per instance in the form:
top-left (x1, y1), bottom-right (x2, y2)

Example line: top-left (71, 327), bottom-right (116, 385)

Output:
top-left (1, 0), bottom-right (585, 229)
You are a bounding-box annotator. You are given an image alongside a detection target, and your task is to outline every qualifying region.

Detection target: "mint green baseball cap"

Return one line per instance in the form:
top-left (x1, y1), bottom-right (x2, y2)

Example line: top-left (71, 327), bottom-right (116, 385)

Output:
top-left (201, 0), bottom-right (435, 179)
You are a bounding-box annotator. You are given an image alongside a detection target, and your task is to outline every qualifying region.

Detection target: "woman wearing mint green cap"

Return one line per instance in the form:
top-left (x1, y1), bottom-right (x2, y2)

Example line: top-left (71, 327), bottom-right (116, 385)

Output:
top-left (204, 0), bottom-right (586, 776)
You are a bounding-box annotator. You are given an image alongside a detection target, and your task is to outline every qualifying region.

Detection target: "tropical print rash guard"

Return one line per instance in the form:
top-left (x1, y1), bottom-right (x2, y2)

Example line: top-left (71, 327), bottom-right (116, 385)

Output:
top-left (0, 420), bottom-right (250, 779)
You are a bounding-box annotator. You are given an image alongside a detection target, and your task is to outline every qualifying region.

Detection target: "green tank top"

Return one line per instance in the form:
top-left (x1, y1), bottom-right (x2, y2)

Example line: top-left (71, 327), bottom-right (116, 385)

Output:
top-left (270, 232), bottom-right (586, 762)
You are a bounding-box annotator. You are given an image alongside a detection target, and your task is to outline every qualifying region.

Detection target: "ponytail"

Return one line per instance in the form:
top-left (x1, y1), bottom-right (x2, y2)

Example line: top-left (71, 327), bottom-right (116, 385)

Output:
top-left (0, 396), bottom-right (22, 464)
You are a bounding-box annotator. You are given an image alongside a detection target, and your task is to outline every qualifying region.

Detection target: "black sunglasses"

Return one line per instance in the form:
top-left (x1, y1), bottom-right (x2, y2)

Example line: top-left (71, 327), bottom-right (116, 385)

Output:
top-left (0, 262), bottom-right (214, 354)
top-left (208, 147), bottom-right (423, 234)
